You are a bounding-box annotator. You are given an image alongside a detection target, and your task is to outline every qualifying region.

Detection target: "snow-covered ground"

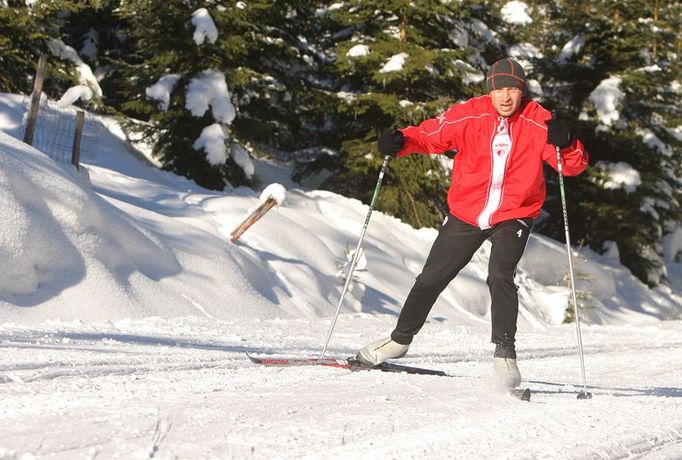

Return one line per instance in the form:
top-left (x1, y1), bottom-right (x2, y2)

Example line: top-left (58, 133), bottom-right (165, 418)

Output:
top-left (2, 316), bottom-right (682, 459)
top-left (1, 93), bottom-right (681, 459)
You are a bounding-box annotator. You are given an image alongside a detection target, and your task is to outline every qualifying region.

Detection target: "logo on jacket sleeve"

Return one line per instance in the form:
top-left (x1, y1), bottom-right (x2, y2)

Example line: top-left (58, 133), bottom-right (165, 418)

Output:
top-left (437, 113), bottom-right (447, 124)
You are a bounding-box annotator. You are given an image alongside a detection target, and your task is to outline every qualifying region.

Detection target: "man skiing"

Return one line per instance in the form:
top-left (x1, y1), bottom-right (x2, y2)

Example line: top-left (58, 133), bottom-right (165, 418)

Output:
top-left (356, 58), bottom-right (589, 388)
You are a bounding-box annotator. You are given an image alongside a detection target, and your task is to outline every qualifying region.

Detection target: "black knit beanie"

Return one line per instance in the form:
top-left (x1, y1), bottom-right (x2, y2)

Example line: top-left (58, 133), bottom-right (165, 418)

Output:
top-left (485, 58), bottom-right (526, 92)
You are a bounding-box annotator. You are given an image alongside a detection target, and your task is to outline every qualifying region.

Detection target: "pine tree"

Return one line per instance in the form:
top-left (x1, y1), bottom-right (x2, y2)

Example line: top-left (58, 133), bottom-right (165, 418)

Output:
top-left (0, 0), bottom-right (87, 97)
top-left (114, 0), bottom-right (245, 189)
top-left (529, 0), bottom-right (682, 286)
top-left (0, 3), bottom-right (42, 94)
top-left (54, 0), bottom-right (127, 110)
top-left (112, 0), bottom-right (327, 190)
top-left (297, 1), bottom-right (486, 228)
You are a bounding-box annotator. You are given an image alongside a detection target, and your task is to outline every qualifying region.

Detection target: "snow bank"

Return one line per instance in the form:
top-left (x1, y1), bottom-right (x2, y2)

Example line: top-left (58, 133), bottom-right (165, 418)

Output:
top-left (0, 91), bottom-right (679, 328)
top-left (0, 129), bottom-right (288, 323)
top-left (0, 131), bottom-right (178, 316)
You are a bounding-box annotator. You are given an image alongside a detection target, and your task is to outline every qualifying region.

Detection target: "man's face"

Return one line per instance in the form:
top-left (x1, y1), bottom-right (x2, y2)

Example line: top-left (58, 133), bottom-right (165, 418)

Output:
top-left (489, 87), bottom-right (524, 117)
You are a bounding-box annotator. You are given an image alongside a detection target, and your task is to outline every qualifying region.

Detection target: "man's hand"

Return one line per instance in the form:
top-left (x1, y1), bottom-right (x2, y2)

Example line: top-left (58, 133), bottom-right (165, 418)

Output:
top-left (546, 115), bottom-right (572, 149)
top-left (377, 129), bottom-right (405, 157)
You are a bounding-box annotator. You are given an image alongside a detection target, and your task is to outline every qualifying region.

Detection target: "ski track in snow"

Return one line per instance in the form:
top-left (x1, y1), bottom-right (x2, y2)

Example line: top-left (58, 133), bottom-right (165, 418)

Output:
top-left (1, 316), bottom-right (681, 459)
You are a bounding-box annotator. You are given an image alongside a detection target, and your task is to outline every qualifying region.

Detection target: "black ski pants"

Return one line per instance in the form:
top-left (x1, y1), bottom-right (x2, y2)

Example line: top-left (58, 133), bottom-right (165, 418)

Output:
top-left (391, 214), bottom-right (533, 347)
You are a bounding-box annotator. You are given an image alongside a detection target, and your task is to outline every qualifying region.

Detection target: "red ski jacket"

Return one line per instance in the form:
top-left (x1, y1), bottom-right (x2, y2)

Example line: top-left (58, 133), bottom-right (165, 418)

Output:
top-left (398, 95), bottom-right (589, 229)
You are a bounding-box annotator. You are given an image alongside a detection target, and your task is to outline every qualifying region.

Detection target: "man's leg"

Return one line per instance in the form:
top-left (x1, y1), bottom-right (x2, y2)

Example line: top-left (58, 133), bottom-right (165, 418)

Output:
top-left (391, 215), bottom-right (488, 345)
top-left (487, 218), bottom-right (533, 351)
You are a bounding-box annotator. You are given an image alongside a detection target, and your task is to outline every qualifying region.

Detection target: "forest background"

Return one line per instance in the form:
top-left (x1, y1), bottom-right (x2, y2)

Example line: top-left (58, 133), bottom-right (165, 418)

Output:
top-left (0, 0), bottom-right (680, 288)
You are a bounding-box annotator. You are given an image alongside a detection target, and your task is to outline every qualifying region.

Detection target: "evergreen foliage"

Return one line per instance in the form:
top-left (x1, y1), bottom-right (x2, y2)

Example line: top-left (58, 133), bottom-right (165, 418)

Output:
top-left (0, 0), bottom-right (87, 96)
top-left (113, 0), bottom-right (335, 190)
top-left (0, 4), bottom-right (43, 94)
top-left (528, 0), bottom-right (682, 286)
top-left (56, 0), bottom-right (126, 110)
top-left (113, 0), bottom-right (231, 189)
top-left (0, 0), bottom-right (679, 286)
top-left (296, 1), bottom-right (481, 227)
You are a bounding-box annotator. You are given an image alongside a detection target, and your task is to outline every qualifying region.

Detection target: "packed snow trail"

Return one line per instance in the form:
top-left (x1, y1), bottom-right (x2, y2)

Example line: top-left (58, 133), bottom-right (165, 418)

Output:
top-left (1, 315), bottom-right (681, 459)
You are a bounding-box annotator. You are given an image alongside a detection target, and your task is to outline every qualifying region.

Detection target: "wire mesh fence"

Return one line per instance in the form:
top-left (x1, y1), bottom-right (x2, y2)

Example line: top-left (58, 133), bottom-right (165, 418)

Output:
top-left (18, 96), bottom-right (103, 166)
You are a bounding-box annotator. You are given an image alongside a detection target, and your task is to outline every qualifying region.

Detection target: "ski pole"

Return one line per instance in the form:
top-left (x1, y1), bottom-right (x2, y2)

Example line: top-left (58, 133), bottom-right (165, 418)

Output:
top-left (320, 154), bottom-right (392, 359)
top-left (554, 145), bottom-right (592, 400)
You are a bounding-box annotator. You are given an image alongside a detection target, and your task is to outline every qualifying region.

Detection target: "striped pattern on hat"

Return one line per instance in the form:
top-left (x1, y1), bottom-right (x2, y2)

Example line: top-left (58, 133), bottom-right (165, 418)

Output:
top-left (486, 58), bottom-right (526, 92)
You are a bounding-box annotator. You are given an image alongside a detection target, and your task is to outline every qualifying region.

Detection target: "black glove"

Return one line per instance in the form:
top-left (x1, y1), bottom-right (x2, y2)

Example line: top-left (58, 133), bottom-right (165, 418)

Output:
top-left (377, 129), bottom-right (404, 157)
top-left (546, 115), bottom-right (572, 149)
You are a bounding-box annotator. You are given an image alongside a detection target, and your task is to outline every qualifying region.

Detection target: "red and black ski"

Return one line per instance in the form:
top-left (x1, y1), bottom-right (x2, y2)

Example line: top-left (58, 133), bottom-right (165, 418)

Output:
top-left (246, 353), bottom-right (447, 376)
top-left (247, 353), bottom-right (531, 401)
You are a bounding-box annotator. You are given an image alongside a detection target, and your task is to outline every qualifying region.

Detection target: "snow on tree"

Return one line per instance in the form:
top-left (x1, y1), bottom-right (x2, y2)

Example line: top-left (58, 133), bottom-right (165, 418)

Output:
top-left (80, 29), bottom-right (98, 59)
top-left (145, 74), bottom-right (181, 112)
top-left (57, 85), bottom-right (93, 107)
top-left (185, 70), bottom-right (235, 124)
top-left (184, 69), bottom-right (251, 176)
top-left (112, 1), bottom-right (331, 190)
top-left (588, 76), bottom-right (623, 127)
top-left (114, 1), bottom-right (267, 190)
top-left (0, 1), bottom-right (97, 96)
top-left (379, 53), bottom-right (409, 73)
top-left (47, 38), bottom-right (102, 98)
top-left (230, 144), bottom-right (254, 179)
top-left (191, 8), bottom-right (218, 46)
top-left (192, 124), bottom-right (255, 179)
top-left (557, 35), bottom-right (585, 64)
top-left (501, 1), bottom-right (533, 26)
top-left (193, 123), bottom-right (229, 166)
top-left (296, 1), bottom-right (480, 229)
top-left (596, 161), bottom-right (641, 193)
top-left (346, 44), bottom-right (370, 58)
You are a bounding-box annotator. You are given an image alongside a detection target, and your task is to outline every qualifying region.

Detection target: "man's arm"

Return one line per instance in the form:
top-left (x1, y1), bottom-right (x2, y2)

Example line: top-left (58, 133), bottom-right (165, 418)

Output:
top-left (396, 102), bottom-right (474, 157)
top-left (545, 140), bottom-right (589, 176)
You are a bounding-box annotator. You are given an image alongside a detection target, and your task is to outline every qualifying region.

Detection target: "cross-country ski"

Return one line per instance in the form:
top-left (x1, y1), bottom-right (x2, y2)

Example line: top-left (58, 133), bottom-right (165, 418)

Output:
top-left (247, 352), bottom-right (448, 376)
top-left (248, 353), bottom-right (532, 400)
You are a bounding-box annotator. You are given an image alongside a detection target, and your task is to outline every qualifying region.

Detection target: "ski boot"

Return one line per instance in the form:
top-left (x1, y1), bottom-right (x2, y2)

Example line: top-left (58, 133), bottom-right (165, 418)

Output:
top-left (356, 337), bottom-right (409, 366)
top-left (493, 343), bottom-right (522, 388)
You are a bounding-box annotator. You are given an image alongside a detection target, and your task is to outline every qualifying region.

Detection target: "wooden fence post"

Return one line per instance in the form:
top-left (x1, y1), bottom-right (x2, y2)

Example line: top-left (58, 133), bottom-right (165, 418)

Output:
top-left (23, 54), bottom-right (47, 146)
top-left (230, 197), bottom-right (278, 243)
top-left (71, 111), bottom-right (85, 170)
